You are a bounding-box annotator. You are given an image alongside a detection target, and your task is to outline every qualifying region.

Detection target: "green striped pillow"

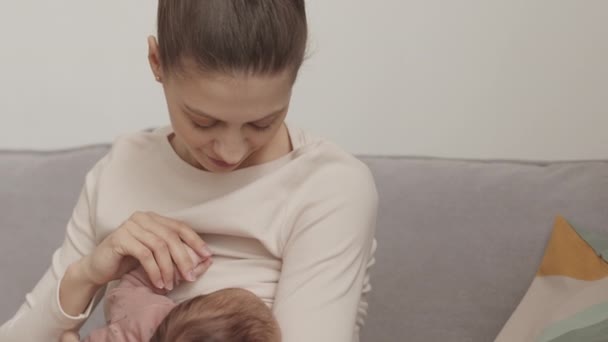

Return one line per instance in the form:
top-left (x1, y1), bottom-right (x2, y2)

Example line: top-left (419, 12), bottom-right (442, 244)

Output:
top-left (496, 216), bottom-right (608, 342)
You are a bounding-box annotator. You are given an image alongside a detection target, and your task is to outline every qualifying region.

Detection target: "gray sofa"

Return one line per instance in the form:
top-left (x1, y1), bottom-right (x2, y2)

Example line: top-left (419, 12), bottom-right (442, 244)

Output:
top-left (1, 145), bottom-right (607, 342)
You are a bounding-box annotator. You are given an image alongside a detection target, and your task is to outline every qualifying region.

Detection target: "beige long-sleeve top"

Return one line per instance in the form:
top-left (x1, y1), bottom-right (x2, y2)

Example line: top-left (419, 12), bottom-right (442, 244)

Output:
top-left (0, 124), bottom-right (378, 342)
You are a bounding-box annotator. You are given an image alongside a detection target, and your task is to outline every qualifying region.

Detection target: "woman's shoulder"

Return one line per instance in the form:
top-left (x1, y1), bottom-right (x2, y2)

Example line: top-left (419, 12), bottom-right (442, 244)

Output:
top-left (109, 127), bottom-right (168, 155)
top-left (81, 127), bottom-right (171, 187)
top-left (291, 128), bottom-right (377, 201)
top-left (94, 127), bottom-right (169, 166)
top-left (282, 128), bottom-right (378, 245)
top-left (293, 126), bottom-right (365, 166)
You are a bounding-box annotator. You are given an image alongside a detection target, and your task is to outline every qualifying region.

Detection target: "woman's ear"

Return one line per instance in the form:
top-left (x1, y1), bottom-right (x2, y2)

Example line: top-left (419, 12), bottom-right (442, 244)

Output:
top-left (148, 36), bottom-right (163, 82)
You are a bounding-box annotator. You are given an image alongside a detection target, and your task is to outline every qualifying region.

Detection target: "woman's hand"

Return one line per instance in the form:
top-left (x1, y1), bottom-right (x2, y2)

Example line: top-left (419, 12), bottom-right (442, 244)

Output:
top-left (79, 211), bottom-right (212, 290)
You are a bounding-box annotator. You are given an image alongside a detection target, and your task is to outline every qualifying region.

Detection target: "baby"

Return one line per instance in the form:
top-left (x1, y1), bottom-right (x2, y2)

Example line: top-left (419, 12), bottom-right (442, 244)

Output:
top-left (78, 247), bottom-right (281, 342)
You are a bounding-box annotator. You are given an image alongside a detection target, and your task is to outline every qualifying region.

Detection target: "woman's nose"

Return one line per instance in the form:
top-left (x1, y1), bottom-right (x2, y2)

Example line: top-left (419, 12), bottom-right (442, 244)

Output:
top-left (214, 136), bottom-right (248, 164)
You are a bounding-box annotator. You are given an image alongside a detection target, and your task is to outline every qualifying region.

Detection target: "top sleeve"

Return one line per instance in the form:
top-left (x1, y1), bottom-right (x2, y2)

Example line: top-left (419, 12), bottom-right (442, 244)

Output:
top-left (115, 268), bottom-right (158, 290)
top-left (272, 161), bottom-right (379, 342)
top-left (0, 155), bottom-right (109, 342)
top-left (84, 277), bottom-right (175, 342)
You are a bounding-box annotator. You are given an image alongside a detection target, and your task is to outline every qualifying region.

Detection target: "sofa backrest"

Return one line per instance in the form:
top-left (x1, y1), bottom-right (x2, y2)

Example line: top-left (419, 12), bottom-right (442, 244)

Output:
top-left (1, 147), bottom-right (607, 341)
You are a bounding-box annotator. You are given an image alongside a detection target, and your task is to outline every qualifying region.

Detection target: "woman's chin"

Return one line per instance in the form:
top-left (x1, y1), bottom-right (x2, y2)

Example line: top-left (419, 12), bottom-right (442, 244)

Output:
top-left (199, 157), bottom-right (242, 173)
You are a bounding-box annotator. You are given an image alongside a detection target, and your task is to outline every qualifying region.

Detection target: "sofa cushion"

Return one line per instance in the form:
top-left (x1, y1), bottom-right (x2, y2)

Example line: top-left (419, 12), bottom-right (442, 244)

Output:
top-left (496, 216), bottom-right (608, 342)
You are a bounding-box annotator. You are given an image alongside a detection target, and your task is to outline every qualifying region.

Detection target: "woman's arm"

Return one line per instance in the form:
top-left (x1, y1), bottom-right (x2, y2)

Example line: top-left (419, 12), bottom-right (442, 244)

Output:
top-left (59, 261), bottom-right (104, 318)
top-left (272, 162), bottom-right (379, 342)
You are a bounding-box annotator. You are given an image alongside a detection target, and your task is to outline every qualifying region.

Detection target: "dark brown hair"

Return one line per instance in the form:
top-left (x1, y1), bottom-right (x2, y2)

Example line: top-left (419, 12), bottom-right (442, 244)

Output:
top-left (150, 288), bottom-right (281, 342)
top-left (157, 0), bottom-right (308, 77)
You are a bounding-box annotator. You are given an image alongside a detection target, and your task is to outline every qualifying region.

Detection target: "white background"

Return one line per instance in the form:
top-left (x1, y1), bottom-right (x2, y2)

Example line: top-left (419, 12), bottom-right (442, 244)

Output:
top-left (0, 1), bottom-right (607, 160)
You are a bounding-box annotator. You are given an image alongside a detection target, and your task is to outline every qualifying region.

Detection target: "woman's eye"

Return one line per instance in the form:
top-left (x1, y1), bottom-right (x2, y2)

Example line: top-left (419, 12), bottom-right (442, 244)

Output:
top-left (193, 121), bottom-right (217, 129)
top-left (250, 121), bottom-right (274, 131)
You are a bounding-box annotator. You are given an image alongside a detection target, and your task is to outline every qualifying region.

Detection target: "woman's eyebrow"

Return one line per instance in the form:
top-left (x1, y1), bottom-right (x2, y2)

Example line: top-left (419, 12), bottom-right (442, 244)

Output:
top-left (183, 104), bottom-right (287, 122)
top-left (183, 105), bottom-right (216, 120)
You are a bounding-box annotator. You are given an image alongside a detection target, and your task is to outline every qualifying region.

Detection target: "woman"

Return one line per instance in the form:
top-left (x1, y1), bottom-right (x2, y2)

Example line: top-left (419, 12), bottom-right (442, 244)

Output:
top-left (0, 1), bottom-right (378, 341)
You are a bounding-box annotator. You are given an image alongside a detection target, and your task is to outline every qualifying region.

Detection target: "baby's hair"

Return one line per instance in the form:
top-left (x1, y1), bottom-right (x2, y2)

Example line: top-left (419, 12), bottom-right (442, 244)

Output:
top-left (150, 288), bottom-right (280, 342)
top-left (157, 0), bottom-right (308, 78)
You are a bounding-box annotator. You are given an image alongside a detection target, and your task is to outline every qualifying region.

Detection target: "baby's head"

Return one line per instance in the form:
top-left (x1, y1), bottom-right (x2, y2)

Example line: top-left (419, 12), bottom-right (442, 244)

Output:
top-left (150, 288), bottom-right (280, 342)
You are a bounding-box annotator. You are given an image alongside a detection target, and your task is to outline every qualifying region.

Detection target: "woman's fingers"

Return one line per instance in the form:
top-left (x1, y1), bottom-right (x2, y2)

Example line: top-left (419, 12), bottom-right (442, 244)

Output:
top-left (192, 258), bottom-right (213, 278)
top-left (148, 212), bottom-right (213, 259)
top-left (135, 212), bottom-right (197, 282)
top-left (116, 231), bottom-right (164, 289)
top-left (124, 220), bottom-right (177, 290)
top-left (115, 211), bottom-right (214, 289)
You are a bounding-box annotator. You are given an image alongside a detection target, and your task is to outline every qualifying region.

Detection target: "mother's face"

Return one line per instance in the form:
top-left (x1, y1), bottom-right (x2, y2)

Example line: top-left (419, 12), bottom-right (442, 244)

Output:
top-left (163, 69), bottom-right (293, 173)
top-left (148, 38), bottom-right (294, 173)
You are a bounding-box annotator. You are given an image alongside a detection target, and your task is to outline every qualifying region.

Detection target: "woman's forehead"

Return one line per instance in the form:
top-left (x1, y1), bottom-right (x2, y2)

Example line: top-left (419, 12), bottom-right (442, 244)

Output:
top-left (168, 70), bottom-right (293, 121)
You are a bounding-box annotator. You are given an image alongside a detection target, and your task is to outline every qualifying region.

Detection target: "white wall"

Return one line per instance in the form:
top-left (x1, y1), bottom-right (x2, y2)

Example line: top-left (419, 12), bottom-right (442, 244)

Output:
top-left (1, 1), bottom-right (607, 160)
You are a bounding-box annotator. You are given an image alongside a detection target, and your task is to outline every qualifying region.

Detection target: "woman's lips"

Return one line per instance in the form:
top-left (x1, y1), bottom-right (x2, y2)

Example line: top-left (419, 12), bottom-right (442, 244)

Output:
top-left (208, 157), bottom-right (238, 169)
